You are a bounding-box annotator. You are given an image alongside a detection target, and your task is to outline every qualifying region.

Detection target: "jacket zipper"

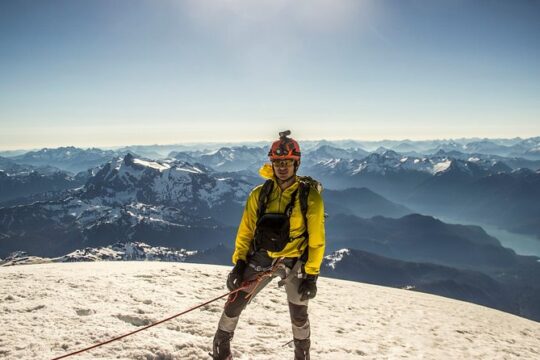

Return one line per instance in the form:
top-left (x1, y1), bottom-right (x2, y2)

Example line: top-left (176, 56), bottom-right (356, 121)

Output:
top-left (278, 186), bottom-right (283, 212)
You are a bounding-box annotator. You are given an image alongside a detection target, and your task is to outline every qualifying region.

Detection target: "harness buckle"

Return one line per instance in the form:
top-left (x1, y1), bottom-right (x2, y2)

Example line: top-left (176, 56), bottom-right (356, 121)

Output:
top-left (248, 263), bottom-right (273, 272)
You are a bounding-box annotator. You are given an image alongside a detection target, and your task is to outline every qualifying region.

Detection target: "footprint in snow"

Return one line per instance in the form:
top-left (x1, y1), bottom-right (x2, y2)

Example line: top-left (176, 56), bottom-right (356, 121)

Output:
top-left (115, 314), bottom-right (152, 327)
top-left (75, 308), bottom-right (95, 316)
top-left (25, 304), bottom-right (45, 312)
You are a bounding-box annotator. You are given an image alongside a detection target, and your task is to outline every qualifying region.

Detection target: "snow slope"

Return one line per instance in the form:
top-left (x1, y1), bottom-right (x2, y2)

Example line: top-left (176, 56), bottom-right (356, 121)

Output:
top-left (1, 262), bottom-right (539, 360)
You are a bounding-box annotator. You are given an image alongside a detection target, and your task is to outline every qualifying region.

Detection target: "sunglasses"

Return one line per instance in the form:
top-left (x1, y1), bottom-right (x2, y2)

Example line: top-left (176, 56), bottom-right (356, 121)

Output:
top-left (272, 159), bottom-right (295, 167)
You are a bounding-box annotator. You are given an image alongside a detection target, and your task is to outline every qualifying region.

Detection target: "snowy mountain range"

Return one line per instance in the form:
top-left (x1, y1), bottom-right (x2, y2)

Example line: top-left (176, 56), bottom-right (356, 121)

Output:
top-left (412, 137), bottom-right (540, 159)
top-left (2, 139), bottom-right (540, 325)
top-left (307, 149), bottom-right (512, 178)
top-left (10, 146), bottom-right (120, 173)
top-left (0, 154), bottom-right (255, 258)
top-left (216, 143), bottom-right (540, 175)
top-left (298, 149), bottom-right (540, 238)
top-left (0, 150), bottom-right (429, 260)
top-left (428, 149), bottom-right (540, 170)
top-left (3, 136), bottom-right (539, 169)
top-left (4, 141), bottom-right (539, 181)
top-left (2, 146), bottom-right (539, 254)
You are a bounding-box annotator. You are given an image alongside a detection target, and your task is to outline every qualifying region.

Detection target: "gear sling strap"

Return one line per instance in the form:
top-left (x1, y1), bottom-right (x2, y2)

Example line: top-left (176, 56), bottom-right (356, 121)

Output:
top-left (252, 179), bottom-right (310, 255)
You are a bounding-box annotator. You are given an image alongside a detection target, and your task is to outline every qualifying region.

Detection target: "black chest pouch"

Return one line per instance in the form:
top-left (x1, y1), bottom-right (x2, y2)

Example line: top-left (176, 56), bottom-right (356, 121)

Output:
top-left (254, 213), bottom-right (291, 252)
top-left (254, 187), bottom-right (299, 252)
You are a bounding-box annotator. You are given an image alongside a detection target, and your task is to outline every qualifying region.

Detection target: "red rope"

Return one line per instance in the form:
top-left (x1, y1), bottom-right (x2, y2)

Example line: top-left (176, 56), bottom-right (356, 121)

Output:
top-left (50, 261), bottom-right (283, 360)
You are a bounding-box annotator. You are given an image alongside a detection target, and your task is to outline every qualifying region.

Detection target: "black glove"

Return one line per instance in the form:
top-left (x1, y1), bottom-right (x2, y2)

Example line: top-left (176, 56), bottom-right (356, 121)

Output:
top-left (298, 274), bottom-right (318, 301)
top-left (226, 260), bottom-right (247, 291)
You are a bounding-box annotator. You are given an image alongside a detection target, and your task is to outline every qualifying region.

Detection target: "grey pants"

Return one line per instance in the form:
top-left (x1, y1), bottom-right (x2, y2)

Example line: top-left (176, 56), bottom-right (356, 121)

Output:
top-left (217, 250), bottom-right (310, 340)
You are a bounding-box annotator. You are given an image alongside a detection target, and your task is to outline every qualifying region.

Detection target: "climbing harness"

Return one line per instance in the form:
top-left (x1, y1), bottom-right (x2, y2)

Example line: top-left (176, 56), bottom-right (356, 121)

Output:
top-left (225, 258), bottom-right (285, 306)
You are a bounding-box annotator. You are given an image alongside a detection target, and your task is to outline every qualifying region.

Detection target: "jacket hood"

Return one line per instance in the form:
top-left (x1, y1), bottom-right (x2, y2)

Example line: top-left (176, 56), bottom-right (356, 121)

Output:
top-left (259, 163), bottom-right (275, 180)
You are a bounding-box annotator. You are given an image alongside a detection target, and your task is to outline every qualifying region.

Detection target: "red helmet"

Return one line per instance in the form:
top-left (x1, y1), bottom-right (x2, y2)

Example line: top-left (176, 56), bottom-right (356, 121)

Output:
top-left (268, 130), bottom-right (301, 161)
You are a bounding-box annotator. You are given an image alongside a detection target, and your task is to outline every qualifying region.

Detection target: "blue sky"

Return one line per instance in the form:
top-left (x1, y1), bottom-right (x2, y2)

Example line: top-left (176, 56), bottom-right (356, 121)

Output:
top-left (1, 0), bottom-right (539, 149)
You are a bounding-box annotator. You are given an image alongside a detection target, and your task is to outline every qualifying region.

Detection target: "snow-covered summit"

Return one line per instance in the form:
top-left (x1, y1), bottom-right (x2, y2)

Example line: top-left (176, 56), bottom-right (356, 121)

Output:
top-left (82, 154), bottom-right (252, 208)
top-left (61, 242), bottom-right (196, 263)
top-left (1, 262), bottom-right (538, 360)
top-left (0, 242), bottom-right (197, 266)
top-left (324, 248), bottom-right (350, 269)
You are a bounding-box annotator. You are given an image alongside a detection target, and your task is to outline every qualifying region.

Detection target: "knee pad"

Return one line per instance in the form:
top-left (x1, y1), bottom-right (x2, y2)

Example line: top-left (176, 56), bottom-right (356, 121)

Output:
top-left (288, 302), bottom-right (308, 326)
top-left (224, 292), bottom-right (249, 318)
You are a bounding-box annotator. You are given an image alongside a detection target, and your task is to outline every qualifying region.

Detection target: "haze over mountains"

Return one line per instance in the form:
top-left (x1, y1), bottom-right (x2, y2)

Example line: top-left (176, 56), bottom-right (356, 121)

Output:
top-left (1, 137), bottom-right (539, 321)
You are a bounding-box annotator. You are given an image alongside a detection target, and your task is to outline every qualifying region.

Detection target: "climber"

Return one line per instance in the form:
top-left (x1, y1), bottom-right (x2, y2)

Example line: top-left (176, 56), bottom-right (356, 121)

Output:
top-left (211, 130), bottom-right (326, 360)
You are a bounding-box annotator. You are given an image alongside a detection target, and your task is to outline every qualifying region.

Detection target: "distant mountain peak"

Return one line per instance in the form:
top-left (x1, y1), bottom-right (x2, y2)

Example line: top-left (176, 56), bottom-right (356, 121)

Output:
top-left (123, 153), bottom-right (135, 165)
top-left (324, 248), bottom-right (350, 269)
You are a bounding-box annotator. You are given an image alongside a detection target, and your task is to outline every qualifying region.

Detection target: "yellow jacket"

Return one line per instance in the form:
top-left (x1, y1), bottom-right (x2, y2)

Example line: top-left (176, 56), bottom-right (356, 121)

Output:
top-left (232, 164), bottom-right (326, 275)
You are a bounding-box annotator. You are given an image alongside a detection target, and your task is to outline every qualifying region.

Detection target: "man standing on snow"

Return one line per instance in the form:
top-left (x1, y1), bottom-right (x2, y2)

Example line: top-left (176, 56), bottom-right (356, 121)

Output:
top-left (211, 131), bottom-right (325, 360)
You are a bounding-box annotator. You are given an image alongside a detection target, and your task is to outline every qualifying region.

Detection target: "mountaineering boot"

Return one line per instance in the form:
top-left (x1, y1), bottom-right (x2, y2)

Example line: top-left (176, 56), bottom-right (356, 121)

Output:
top-left (212, 329), bottom-right (234, 360)
top-left (293, 338), bottom-right (310, 360)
